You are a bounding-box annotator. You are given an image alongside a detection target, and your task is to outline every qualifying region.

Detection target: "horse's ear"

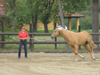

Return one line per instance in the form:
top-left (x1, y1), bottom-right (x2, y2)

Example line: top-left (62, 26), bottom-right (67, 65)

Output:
top-left (56, 23), bottom-right (58, 28)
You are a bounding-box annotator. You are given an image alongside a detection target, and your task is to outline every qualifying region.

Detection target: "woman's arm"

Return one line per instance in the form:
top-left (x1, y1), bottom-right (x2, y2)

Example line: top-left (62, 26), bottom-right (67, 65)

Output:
top-left (18, 37), bottom-right (24, 40)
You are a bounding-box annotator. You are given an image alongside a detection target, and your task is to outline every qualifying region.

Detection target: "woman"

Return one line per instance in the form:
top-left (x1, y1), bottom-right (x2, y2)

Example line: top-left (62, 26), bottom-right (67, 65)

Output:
top-left (18, 27), bottom-right (29, 58)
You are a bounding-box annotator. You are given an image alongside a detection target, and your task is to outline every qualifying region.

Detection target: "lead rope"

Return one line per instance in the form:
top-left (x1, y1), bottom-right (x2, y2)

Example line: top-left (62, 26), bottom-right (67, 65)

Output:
top-left (28, 38), bottom-right (56, 52)
top-left (27, 38), bottom-right (52, 42)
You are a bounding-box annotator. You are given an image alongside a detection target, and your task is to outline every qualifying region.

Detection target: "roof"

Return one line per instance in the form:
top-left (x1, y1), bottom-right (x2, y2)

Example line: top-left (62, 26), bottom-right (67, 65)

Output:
top-left (0, 7), bottom-right (5, 16)
top-left (57, 11), bottom-right (85, 18)
top-left (0, 2), bottom-right (5, 16)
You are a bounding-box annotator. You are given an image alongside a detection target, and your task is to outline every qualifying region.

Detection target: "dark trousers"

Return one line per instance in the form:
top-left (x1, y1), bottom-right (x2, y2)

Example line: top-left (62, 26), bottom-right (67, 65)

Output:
top-left (18, 40), bottom-right (27, 58)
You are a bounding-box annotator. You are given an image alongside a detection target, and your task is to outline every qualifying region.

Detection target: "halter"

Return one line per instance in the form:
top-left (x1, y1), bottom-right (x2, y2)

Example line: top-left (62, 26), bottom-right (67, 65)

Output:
top-left (58, 29), bottom-right (60, 35)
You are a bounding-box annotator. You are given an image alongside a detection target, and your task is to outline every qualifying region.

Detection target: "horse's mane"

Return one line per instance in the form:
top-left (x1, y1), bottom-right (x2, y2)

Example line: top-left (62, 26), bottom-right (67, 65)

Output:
top-left (58, 27), bottom-right (75, 33)
top-left (58, 27), bottom-right (64, 30)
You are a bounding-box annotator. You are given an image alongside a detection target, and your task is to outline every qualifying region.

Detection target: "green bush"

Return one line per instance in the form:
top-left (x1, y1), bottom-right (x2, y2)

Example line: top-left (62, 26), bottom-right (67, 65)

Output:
top-left (80, 16), bottom-right (92, 29)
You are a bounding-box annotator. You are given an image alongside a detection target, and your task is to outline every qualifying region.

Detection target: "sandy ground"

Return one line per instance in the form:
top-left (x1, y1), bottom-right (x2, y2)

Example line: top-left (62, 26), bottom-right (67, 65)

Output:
top-left (0, 53), bottom-right (100, 75)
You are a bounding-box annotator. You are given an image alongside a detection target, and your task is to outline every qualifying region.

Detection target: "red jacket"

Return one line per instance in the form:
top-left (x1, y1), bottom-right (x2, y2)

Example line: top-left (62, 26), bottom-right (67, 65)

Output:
top-left (18, 31), bottom-right (29, 40)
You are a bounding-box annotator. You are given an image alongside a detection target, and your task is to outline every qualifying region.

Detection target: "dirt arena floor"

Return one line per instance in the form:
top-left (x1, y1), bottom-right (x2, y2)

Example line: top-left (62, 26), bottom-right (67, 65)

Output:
top-left (0, 53), bottom-right (100, 75)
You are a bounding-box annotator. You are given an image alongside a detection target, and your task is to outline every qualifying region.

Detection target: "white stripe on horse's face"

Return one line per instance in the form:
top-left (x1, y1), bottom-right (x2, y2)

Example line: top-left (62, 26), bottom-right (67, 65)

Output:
top-left (51, 28), bottom-right (61, 39)
top-left (58, 27), bottom-right (63, 31)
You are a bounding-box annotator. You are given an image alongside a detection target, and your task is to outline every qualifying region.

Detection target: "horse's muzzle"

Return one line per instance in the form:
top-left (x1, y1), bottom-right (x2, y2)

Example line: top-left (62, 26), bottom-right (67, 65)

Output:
top-left (51, 36), bottom-right (55, 39)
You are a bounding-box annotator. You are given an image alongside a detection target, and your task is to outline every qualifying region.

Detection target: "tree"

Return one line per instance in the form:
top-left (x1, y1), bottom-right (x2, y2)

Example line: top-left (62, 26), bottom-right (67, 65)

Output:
top-left (39, 0), bottom-right (57, 33)
top-left (62, 0), bottom-right (91, 14)
top-left (5, 0), bottom-right (28, 31)
top-left (6, 0), bottom-right (30, 30)
top-left (58, 0), bottom-right (70, 51)
top-left (92, 0), bottom-right (99, 50)
top-left (39, 0), bottom-right (91, 33)
top-left (26, 0), bottom-right (40, 32)
top-left (58, 0), bottom-right (65, 28)
top-left (50, 0), bottom-right (60, 29)
top-left (6, 0), bottom-right (17, 32)
top-left (4, 0), bottom-right (92, 33)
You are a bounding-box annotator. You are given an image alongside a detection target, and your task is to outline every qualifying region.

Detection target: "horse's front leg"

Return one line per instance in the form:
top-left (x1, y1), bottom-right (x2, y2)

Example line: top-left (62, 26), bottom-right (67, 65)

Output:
top-left (71, 45), bottom-right (78, 62)
top-left (74, 45), bottom-right (79, 62)
top-left (74, 45), bottom-right (84, 61)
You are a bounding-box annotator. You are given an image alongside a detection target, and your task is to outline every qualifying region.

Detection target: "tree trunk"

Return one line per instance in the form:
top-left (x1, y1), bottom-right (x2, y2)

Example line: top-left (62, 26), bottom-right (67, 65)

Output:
top-left (44, 22), bottom-right (48, 33)
top-left (11, 0), bottom-right (16, 32)
top-left (58, 0), bottom-right (70, 52)
top-left (31, 15), bottom-right (34, 32)
top-left (58, 0), bottom-right (65, 28)
top-left (33, 14), bottom-right (37, 32)
top-left (54, 22), bottom-right (56, 29)
top-left (92, 0), bottom-right (99, 50)
top-left (13, 19), bottom-right (16, 32)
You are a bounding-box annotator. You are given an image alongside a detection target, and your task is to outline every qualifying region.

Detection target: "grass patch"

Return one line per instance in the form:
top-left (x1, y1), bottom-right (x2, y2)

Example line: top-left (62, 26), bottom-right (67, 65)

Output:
top-left (0, 43), bottom-right (88, 52)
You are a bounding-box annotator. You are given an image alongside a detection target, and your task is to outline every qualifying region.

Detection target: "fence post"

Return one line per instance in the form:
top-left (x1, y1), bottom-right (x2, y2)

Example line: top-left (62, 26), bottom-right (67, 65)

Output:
top-left (30, 35), bottom-right (32, 50)
top-left (31, 34), bottom-right (34, 52)
top-left (78, 25), bottom-right (81, 32)
top-left (55, 37), bottom-right (57, 49)
top-left (30, 23), bottom-right (32, 49)
top-left (78, 25), bottom-right (81, 50)
top-left (2, 21), bottom-right (4, 49)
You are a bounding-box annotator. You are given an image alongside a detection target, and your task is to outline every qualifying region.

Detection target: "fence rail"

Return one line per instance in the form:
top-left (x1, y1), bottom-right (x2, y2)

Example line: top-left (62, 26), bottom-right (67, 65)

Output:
top-left (0, 33), bottom-right (58, 51)
top-left (0, 32), bottom-right (100, 35)
top-left (0, 33), bottom-right (100, 52)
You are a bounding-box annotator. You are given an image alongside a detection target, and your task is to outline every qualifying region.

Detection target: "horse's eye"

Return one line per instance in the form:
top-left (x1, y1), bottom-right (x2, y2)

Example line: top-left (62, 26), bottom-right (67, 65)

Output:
top-left (55, 31), bottom-right (56, 32)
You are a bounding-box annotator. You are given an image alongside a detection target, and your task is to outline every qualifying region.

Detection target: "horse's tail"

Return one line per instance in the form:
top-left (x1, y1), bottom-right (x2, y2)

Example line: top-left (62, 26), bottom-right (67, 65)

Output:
top-left (91, 41), bottom-right (97, 48)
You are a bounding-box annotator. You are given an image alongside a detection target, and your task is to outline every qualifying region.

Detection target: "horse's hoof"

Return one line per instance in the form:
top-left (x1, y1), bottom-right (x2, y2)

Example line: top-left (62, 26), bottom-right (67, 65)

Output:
top-left (82, 56), bottom-right (85, 59)
top-left (93, 57), bottom-right (96, 60)
top-left (75, 59), bottom-right (78, 62)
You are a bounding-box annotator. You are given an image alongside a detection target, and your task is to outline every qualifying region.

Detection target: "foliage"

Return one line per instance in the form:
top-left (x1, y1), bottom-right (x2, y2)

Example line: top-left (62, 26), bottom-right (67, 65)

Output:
top-left (26, 0), bottom-right (40, 31)
top-left (62, 0), bottom-right (91, 14)
top-left (2, 0), bottom-right (32, 31)
top-left (76, 0), bottom-right (100, 30)
top-left (51, 0), bottom-right (60, 23)
top-left (38, 0), bottom-right (58, 33)
top-left (99, 0), bottom-right (100, 12)
top-left (99, 13), bottom-right (100, 28)
top-left (2, 0), bottom-right (98, 32)
top-left (80, 16), bottom-right (92, 29)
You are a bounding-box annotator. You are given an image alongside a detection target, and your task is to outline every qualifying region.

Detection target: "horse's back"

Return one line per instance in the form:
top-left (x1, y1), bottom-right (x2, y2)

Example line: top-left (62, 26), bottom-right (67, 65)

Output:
top-left (74, 31), bottom-right (91, 46)
top-left (63, 30), bottom-right (91, 46)
top-left (81, 31), bottom-right (91, 37)
top-left (81, 31), bottom-right (89, 34)
top-left (80, 31), bottom-right (92, 41)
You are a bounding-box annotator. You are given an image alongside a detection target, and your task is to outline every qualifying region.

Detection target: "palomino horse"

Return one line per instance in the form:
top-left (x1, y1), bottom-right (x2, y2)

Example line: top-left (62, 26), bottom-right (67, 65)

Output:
top-left (51, 27), bottom-right (97, 61)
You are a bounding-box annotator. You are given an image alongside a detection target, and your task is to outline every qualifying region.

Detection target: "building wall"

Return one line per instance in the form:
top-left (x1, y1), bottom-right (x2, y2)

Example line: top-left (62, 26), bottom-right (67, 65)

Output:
top-left (24, 20), bottom-right (54, 31)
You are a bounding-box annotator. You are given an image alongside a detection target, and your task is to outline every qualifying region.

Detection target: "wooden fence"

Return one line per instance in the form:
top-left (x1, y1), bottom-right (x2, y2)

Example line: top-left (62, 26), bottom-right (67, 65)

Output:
top-left (0, 33), bottom-right (66, 52)
top-left (0, 33), bottom-right (100, 52)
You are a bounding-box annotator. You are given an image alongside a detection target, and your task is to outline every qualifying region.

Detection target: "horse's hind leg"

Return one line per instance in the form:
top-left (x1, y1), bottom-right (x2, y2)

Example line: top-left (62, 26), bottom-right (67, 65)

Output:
top-left (84, 44), bottom-right (93, 58)
top-left (88, 43), bottom-right (95, 60)
top-left (77, 54), bottom-right (85, 59)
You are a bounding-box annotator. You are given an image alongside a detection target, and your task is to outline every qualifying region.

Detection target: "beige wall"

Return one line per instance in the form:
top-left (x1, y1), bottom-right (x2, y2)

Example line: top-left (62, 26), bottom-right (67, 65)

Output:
top-left (24, 20), bottom-right (54, 31)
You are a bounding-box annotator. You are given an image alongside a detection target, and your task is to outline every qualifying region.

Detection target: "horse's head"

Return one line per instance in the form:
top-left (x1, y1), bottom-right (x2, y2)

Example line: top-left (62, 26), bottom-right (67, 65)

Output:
top-left (51, 28), bottom-right (60, 39)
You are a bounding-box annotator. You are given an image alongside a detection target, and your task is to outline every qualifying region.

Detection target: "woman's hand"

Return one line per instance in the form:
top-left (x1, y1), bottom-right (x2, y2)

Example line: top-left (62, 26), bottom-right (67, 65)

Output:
top-left (21, 37), bottom-right (29, 40)
top-left (18, 37), bottom-right (29, 40)
top-left (21, 38), bottom-right (26, 40)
